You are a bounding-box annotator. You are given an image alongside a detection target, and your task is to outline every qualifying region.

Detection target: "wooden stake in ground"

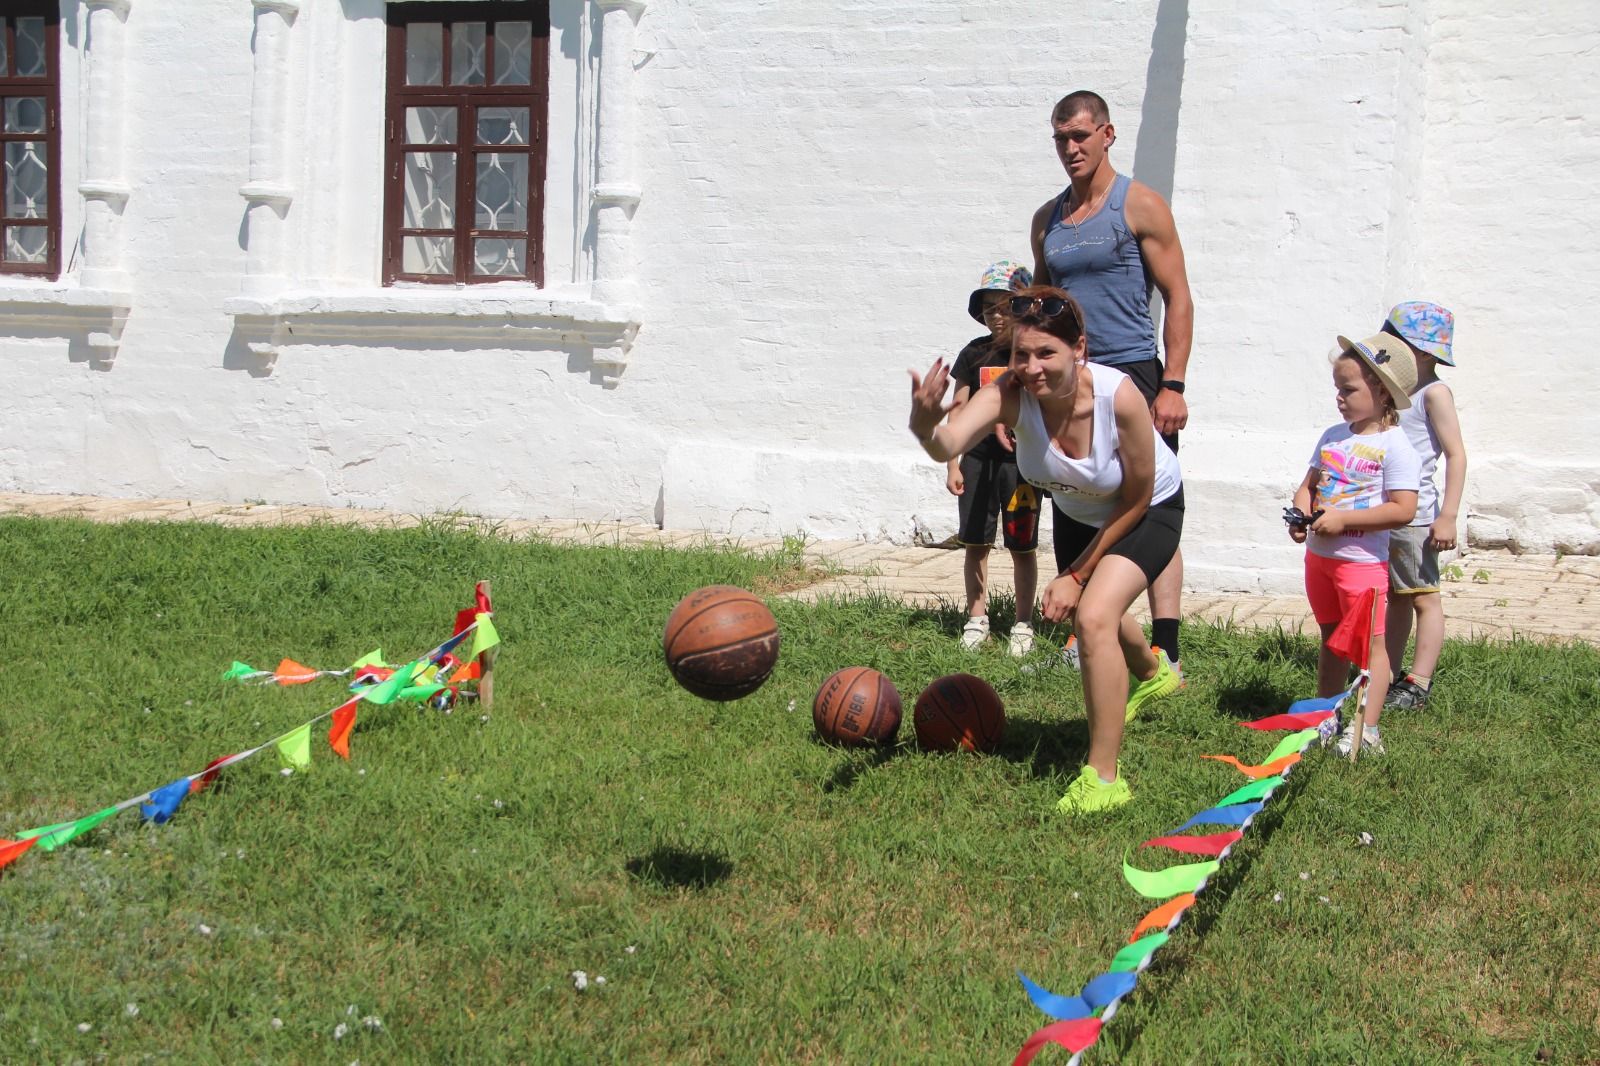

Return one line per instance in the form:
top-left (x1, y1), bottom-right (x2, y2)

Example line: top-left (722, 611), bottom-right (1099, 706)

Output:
top-left (478, 579), bottom-right (496, 714)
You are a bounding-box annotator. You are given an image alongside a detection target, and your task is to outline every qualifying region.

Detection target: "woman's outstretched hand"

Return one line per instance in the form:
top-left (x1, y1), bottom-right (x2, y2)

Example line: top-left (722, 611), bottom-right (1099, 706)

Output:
top-left (908, 358), bottom-right (950, 444)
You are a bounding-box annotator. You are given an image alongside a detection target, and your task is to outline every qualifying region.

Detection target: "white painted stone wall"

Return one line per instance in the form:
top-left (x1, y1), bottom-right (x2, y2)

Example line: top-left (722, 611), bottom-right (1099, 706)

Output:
top-left (0, 0), bottom-right (1595, 594)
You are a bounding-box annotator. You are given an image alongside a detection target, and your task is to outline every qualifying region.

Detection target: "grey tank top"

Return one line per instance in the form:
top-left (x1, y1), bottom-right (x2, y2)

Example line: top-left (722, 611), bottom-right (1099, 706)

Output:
top-left (1042, 173), bottom-right (1159, 367)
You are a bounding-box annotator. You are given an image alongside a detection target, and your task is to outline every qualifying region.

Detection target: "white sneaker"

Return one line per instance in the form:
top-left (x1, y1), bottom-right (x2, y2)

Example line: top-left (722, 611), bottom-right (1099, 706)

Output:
top-left (1061, 634), bottom-right (1081, 670)
top-left (959, 615), bottom-right (991, 650)
top-left (1008, 622), bottom-right (1036, 658)
top-left (1334, 723), bottom-right (1385, 757)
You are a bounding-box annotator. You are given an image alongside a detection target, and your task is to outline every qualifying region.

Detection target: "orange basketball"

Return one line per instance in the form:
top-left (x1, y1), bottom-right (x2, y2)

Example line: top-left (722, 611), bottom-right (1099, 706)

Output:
top-left (913, 673), bottom-right (1005, 752)
top-left (812, 667), bottom-right (902, 746)
top-left (662, 585), bottom-right (781, 701)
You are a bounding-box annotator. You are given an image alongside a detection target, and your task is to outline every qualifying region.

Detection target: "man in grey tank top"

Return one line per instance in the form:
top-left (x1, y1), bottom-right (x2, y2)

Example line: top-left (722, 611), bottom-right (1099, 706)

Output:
top-left (1028, 90), bottom-right (1195, 672)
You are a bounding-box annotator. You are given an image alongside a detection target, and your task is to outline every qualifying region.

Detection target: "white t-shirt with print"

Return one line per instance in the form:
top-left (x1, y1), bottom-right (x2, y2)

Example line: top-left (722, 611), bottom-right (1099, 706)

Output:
top-left (1306, 424), bottom-right (1421, 564)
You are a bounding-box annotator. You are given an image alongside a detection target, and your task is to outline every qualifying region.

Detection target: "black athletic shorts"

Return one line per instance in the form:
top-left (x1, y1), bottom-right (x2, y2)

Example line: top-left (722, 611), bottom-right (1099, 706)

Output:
top-left (957, 455), bottom-right (1041, 552)
top-left (1052, 487), bottom-right (1185, 585)
top-left (1115, 357), bottom-right (1180, 454)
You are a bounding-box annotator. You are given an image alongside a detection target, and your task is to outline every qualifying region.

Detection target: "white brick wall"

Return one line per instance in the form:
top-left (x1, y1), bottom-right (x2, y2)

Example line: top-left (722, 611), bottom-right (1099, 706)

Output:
top-left (0, 1), bottom-right (1595, 591)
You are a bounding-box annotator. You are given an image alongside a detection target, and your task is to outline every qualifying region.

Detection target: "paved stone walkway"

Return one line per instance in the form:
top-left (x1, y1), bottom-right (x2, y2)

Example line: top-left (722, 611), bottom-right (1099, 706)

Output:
top-left (2, 492), bottom-right (1595, 645)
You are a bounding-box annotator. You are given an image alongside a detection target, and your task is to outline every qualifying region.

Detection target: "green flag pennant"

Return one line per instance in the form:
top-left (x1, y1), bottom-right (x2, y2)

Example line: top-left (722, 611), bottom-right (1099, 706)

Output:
top-left (468, 613), bottom-right (500, 660)
top-left (349, 648), bottom-right (386, 671)
top-left (361, 660), bottom-right (422, 705)
top-left (276, 723), bottom-right (313, 770)
top-left (221, 661), bottom-right (259, 681)
top-left (1265, 728), bottom-right (1320, 763)
top-left (1123, 857), bottom-right (1219, 900)
top-left (1109, 931), bottom-right (1170, 973)
top-left (398, 682), bottom-right (446, 703)
top-left (18, 806), bottom-right (121, 851)
top-left (1215, 776), bottom-right (1285, 808)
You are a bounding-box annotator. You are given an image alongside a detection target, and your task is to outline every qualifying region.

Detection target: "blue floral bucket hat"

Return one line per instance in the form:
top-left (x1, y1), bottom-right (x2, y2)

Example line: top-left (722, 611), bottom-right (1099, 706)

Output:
top-left (968, 260), bottom-right (1033, 322)
top-left (1382, 301), bottom-right (1455, 366)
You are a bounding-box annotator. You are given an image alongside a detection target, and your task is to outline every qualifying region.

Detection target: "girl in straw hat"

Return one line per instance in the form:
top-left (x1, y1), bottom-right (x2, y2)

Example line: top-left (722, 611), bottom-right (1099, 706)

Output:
top-left (1287, 334), bottom-right (1421, 756)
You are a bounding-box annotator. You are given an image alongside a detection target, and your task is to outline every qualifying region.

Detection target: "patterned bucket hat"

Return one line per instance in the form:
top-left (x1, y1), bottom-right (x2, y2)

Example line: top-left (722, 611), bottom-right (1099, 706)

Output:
top-left (1335, 331), bottom-right (1419, 410)
top-left (1382, 301), bottom-right (1455, 366)
top-left (968, 260), bottom-right (1033, 322)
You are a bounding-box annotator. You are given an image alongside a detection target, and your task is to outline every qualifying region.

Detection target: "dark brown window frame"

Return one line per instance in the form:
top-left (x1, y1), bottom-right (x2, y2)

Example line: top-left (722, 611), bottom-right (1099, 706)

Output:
top-left (0, 1), bottom-right (62, 280)
top-left (383, 1), bottom-right (549, 286)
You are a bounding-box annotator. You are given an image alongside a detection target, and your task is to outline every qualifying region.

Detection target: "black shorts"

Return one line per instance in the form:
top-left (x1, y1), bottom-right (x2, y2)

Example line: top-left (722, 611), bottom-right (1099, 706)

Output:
top-left (957, 455), bottom-right (1041, 552)
top-left (1052, 487), bottom-right (1184, 585)
top-left (1114, 357), bottom-right (1179, 454)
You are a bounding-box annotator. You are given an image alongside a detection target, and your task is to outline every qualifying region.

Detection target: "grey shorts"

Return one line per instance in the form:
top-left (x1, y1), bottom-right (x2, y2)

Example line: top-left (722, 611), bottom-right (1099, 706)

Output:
top-left (1389, 525), bottom-right (1440, 594)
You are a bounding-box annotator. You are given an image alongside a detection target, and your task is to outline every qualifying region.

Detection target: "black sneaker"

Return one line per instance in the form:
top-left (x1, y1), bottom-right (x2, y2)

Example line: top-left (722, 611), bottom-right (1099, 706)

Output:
top-left (1384, 677), bottom-right (1429, 711)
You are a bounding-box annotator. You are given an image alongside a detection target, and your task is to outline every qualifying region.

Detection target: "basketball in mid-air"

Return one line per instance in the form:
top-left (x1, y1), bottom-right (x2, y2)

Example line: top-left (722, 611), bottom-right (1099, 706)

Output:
top-left (662, 585), bottom-right (780, 701)
top-left (812, 667), bottom-right (902, 746)
top-left (913, 673), bottom-right (1005, 753)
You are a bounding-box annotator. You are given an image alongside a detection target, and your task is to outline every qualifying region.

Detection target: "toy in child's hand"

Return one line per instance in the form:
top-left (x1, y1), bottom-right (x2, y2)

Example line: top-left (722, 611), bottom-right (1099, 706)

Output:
top-left (1282, 506), bottom-right (1326, 530)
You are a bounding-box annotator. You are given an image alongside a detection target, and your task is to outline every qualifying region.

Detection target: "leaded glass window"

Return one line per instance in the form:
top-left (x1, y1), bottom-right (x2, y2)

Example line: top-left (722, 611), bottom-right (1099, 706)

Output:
top-left (384, 2), bottom-right (548, 285)
top-left (0, 3), bottom-right (60, 278)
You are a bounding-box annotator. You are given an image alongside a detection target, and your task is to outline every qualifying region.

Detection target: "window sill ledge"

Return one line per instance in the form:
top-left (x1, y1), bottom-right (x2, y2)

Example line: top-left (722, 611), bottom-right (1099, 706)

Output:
top-left (0, 279), bottom-right (134, 365)
top-left (222, 285), bottom-right (642, 384)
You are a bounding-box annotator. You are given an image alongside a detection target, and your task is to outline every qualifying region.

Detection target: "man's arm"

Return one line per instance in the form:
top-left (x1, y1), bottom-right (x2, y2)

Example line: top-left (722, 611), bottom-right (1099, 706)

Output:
top-left (1126, 182), bottom-right (1194, 435)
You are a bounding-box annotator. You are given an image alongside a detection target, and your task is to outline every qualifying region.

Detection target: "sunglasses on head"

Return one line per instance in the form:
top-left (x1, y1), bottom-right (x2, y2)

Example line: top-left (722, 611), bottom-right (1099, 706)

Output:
top-left (1009, 295), bottom-right (1072, 319)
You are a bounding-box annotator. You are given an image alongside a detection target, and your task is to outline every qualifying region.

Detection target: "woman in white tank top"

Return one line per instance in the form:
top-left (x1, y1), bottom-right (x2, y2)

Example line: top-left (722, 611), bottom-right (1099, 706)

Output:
top-left (908, 287), bottom-right (1184, 815)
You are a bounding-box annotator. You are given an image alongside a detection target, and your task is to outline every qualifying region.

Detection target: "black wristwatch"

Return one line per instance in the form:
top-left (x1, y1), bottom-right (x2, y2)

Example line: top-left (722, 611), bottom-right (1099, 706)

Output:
top-left (1160, 379), bottom-right (1186, 395)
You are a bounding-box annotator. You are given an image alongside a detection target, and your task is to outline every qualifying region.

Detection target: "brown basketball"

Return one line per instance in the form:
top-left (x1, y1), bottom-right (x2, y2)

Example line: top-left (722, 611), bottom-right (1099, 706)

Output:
top-left (812, 667), bottom-right (902, 747)
top-left (913, 673), bottom-right (1006, 753)
top-left (662, 585), bottom-right (781, 701)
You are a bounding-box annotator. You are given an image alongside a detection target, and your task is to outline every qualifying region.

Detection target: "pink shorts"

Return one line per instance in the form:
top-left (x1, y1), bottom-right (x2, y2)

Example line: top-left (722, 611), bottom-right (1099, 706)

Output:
top-left (1304, 552), bottom-right (1388, 632)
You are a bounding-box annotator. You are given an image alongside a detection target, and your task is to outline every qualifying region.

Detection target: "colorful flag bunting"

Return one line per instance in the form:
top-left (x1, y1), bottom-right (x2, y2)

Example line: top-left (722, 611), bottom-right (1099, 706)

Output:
top-left (140, 778), bottom-right (191, 824)
top-left (1140, 831), bottom-right (1242, 858)
top-left (189, 754), bottom-right (236, 794)
top-left (1012, 1018), bottom-right (1104, 1065)
top-left (349, 648), bottom-right (386, 670)
top-left (1016, 973), bottom-right (1093, 1021)
top-left (398, 683), bottom-right (446, 703)
top-left (221, 661), bottom-right (260, 681)
top-left (1168, 803), bottom-right (1263, 834)
top-left (1240, 710), bottom-right (1334, 731)
top-left (1199, 752), bottom-right (1300, 778)
top-left (1122, 859), bottom-right (1219, 900)
top-left (1, 836), bottom-right (39, 872)
top-left (16, 806), bottom-right (120, 851)
top-left (1325, 586), bottom-right (1377, 668)
top-left (276, 724), bottom-right (312, 770)
top-left (1128, 894), bottom-right (1196, 943)
top-left (328, 700), bottom-right (359, 760)
top-left (1287, 693), bottom-right (1348, 714)
top-left (361, 660), bottom-right (422, 705)
top-left (1081, 971), bottom-right (1137, 1010)
top-left (1108, 931), bottom-right (1169, 972)
top-left (274, 658), bottom-right (320, 684)
top-left (454, 607), bottom-right (477, 635)
top-left (449, 659), bottom-right (481, 683)
top-left (1214, 777), bottom-right (1284, 808)
top-left (1265, 729), bottom-right (1320, 763)
top-left (468, 613), bottom-right (500, 660)
top-left (475, 581), bottom-right (492, 615)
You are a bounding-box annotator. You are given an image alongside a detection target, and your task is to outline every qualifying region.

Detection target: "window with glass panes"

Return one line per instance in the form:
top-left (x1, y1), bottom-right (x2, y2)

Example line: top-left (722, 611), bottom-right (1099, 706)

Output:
top-left (384, 2), bottom-right (548, 285)
top-left (0, 4), bottom-right (60, 278)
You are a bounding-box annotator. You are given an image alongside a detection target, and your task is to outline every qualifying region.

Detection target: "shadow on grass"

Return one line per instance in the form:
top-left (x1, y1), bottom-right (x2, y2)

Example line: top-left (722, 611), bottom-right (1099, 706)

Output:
top-left (625, 846), bottom-right (733, 890)
top-left (996, 715), bottom-right (1089, 780)
top-left (816, 739), bottom-right (900, 793)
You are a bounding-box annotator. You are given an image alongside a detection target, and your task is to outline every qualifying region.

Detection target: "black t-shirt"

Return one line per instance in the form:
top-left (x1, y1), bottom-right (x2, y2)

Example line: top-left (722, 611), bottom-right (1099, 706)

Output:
top-left (950, 335), bottom-right (1015, 462)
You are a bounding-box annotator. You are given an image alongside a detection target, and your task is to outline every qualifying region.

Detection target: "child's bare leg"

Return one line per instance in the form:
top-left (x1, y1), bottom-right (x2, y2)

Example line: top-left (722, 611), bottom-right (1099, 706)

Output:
top-left (1384, 592), bottom-right (1414, 676)
top-left (1408, 591), bottom-right (1445, 682)
top-left (1011, 549), bottom-right (1038, 626)
top-left (963, 546), bottom-right (990, 619)
top-left (1316, 622), bottom-right (1346, 698)
top-left (1362, 632), bottom-right (1390, 729)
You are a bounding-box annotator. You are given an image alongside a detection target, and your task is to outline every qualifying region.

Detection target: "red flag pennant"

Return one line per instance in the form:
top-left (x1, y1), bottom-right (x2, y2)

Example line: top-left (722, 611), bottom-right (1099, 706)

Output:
top-left (353, 665), bottom-right (395, 684)
top-left (1140, 831), bottom-right (1243, 858)
top-left (274, 658), bottom-right (320, 685)
top-left (1240, 711), bottom-right (1335, 731)
top-left (1, 836), bottom-right (39, 873)
top-left (475, 581), bottom-right (492, 615)
top-left (329, 699), bottom-right (360, 760)
top-left (454, 607), bottom-right (477, 636)
top-left (1128, 892), bottom-right (1198, 942)
top-left (189, 753), bottom-right (237, 794)
top-left (1013, 1018), bottom-right (1104, 1065)
top-left (1325, 587), bottom-right (1377, 669)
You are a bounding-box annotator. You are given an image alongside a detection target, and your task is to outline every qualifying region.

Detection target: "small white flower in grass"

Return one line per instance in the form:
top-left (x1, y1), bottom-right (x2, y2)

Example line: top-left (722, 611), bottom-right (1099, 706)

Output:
top-left (358, 769), bottom-right (367, 776)
top-left (492, 799), bottom-right (505, 810)
top-left (1298, 872), bottom-right (1309, 881)
top-left (280, 768), bottom-right (294, 777)
top-left (1272, 892), bottom-right (1283, 903)
top-left (595, 976), bottom-right (607, 986)
top-left (571, 970), bottom-right (589, 991)
top-left (480, 714), bottom-right (490, 724)
top-left (346, 1005), bottom-right (357, 1016)
top-left (1357, 831), bottom-right (1375, 846)
top-left (125, 1003), bottom-right (139, 1018)
top-left (333, 1022), bottom-right (349, 1040)
top-left (77, 1022), bottom-right (92, 1033)
top-left (184, 700), bottom-right (193, 707)
top-left (787, 699), bottom-right (797, 713)
top-left (625, 945), bottom-right (637, 955)
top-left (236, 850), bottom-right (246, 860)
top-left (1071, 892), bottom-right (1080, 900)
top-left (361, 1015), bottom-right (383, 1032)
top-left (270, 1018), bottom-right (284, 1031)
top-left (198, 923), bottom-right (214, 936)
top-left (1318, 896), bottom-right (1331, 905)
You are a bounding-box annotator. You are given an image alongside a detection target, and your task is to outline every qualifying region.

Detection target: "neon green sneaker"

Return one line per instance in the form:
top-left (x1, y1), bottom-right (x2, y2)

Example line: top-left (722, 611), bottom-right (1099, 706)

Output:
top-left (1056, 764), bottom-right (1132, 815)
top-left (1126, 649), bottom-right (1181, 722)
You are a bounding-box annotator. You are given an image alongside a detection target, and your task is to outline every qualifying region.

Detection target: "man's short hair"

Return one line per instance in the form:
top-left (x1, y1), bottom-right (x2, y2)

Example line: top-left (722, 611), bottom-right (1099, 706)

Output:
top-left (1052, 90), bottom-right (1111, 126)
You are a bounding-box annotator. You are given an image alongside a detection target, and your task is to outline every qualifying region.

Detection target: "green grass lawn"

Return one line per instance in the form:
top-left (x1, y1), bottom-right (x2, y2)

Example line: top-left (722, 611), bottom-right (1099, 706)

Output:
top-left (1, 516), bottom-right (1597, 1064)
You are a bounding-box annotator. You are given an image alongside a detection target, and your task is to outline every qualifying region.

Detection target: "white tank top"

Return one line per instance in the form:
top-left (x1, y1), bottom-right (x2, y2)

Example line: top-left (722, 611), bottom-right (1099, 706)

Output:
top-left (1013, 362), bottom-right (1183, 527)
top-left (1399, 381), bottom-right (1442, 525)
